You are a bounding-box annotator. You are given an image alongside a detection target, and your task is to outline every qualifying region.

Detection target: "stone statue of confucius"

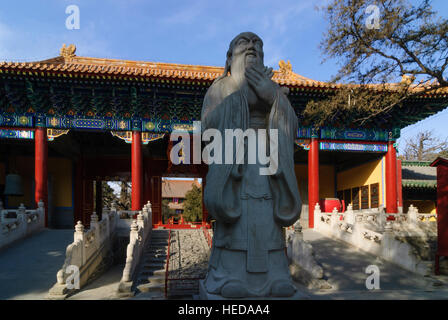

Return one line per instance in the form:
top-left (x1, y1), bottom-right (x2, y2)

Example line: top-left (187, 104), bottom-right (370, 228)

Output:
top-left (201, 32), bottom-right (302, 298)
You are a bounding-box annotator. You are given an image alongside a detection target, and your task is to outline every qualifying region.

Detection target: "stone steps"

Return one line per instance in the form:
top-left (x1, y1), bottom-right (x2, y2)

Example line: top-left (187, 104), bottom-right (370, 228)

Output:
top-left (137, 282), bottom-right (165, 293)
top-left (134, 229), bottom-right (171, 298)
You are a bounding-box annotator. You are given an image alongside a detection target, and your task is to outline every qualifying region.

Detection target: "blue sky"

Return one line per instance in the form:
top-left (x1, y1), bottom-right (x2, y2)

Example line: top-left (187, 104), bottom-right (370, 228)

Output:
top-left (1, 0), bottom-right (447, 154)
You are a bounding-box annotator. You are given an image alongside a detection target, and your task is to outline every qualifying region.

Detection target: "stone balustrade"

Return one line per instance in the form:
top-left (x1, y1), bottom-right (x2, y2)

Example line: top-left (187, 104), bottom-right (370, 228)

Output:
top-left (48, 208), bottom-right (118, 299)
top-left (0, 200), bottom-right (45, 250)
top-left (117, 201), bottom-right (152, 296)
top-left (314, 203), bottom-right (436, 275)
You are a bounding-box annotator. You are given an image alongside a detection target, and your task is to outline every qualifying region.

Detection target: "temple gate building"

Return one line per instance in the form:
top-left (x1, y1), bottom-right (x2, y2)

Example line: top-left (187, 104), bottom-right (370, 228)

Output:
top-left (0, 45), bottom-right (447, 229)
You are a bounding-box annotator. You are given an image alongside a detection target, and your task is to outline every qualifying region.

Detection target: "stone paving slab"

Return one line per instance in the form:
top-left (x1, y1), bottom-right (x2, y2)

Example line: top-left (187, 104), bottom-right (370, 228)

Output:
top-left (67, 263), bottom-right (125, 300)
top-left (301, 229), bottom-right (448, 299)
top-left (0, 229), bottom-right (73, 300)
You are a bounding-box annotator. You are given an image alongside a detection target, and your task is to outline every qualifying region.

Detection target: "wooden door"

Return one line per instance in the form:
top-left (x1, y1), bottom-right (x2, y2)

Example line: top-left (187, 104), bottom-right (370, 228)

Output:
top-left (352, 187), bottom-right (360, 210)
top-left (370, 183), bottom-right (379, 208)
top-left (361, 185), bottom-right (369, 209)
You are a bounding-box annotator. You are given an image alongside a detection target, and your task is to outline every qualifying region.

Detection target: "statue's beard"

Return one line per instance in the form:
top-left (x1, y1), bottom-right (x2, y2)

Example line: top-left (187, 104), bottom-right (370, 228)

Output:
top-left (230, 55), bottom-right (247, 90)
top-left (230, 53), bottom-right (263, 92)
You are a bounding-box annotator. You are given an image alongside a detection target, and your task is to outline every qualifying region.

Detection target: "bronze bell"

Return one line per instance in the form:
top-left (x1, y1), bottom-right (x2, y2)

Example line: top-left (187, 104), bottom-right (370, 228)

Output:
top-left (4, 174), bottom-right (24, 196)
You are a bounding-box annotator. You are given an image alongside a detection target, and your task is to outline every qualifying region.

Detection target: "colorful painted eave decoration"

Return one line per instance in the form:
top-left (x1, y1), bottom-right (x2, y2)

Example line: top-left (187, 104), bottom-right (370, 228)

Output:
top-left (320, 127), bottom-right (399, 141)
top-left (319, 142), bottom-right (388, 153)
top-left (297, 127), bottom-right (398, 142)
top-left (0, 128), bottom-right (34, 140)
top-left (142, 119), bottom-right (196, 133)
top-left (111, 131), bottom-right (165, 144)
top-left (0, 113), bottom-right (33, 128)
top-left (46, 115), bottom-right (131, 131)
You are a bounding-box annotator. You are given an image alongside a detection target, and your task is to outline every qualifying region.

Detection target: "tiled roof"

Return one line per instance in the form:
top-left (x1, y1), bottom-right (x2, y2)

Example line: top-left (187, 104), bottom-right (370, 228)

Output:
top-left (3, 44), bottom-right (446, 95)
top-left (402, 162), bottom-right (437, 189)
top-left (0, 55), bottom-right (335, 88)
top-left (162, 179), bottom-right (201, 198)
top-left (402, 180), bottom-right (437, 188)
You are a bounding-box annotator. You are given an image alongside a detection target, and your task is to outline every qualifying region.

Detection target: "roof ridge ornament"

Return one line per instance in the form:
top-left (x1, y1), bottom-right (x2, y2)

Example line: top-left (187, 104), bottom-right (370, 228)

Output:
top-left (278, 59), bottom-right (292, 74)
top-left (60, 44), bottom-right (76, 58)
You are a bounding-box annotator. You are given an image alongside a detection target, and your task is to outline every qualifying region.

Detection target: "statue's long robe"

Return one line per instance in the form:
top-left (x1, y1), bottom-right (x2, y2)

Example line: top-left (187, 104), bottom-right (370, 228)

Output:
top-left (201, 76), bottom-right (301, 295)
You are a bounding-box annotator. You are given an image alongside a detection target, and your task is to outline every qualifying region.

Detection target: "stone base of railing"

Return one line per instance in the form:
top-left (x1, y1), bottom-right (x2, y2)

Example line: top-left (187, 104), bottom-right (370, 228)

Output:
top-left (116, 281), bottom-right (134, 297)
top-left (313, 203), bottom-right (437, 276)
top-left (0, 201), bottom-right (45, 251)
top-left (47, 283), bottom-right (71, 300)
top-left (286, 226), bottom-right (332, 290)
top-left (47, 239), bottom-right (114, 300)
top-left (117, 202), bottom-right (152, 297)
top-left (48, 208), bottom-right (120, 300)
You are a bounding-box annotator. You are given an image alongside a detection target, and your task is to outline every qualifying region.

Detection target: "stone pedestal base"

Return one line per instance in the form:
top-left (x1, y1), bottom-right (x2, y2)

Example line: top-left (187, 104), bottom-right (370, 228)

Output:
top-left (199, 280), bottom-right (309, 300)
top-left (47, 283), bottom-right (70, 300)
top-left (116, 281), bottom-right (135, 298)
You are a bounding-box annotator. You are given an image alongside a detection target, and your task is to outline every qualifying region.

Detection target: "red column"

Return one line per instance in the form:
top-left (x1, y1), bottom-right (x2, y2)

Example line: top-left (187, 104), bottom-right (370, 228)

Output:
top-left (386, 140), bottom-right (398, 214)
top-left (131, 131), bottom-right (143, 211)
top-left (35, 127), bottom-right (48, 227)
top-left (308, 137), bottom-right (319, 228)
top-left (397, 159), bottom-right (403, 212)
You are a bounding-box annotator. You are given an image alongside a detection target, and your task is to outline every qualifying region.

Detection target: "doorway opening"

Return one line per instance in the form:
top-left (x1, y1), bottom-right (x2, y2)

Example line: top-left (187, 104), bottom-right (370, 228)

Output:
top-left (161, 177), bottom-right (203, 228)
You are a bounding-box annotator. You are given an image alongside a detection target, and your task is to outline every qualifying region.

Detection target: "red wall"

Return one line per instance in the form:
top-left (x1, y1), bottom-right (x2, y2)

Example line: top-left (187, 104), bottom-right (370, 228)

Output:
top-left (437, 164), bottom-right (448, 255)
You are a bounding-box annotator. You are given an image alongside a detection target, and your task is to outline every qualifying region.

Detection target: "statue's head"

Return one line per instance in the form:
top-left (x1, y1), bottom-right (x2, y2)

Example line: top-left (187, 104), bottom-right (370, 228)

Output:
top-left (221, 32), bottom-right (264, 80)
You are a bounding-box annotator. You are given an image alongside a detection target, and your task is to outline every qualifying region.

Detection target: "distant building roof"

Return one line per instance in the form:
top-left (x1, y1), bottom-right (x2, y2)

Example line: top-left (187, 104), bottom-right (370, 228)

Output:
top-left (430, 157), bottom-right (448, 167)
top-left (402, 161), bottom-right (437, 189)
top-left (162, 179), bottom-right (201, 198)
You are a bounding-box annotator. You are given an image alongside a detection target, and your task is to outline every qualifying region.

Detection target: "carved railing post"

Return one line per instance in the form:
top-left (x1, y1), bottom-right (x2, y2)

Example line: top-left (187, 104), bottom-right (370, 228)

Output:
top-left (137, 211), bottom-right (144, 230)
top-left (130, 220), bottom-right (139, 243)
top-left (18, 203), bottom-right (26, 221)
top-left (378, 206), bottom-right (387, 230)
top-left (142, 206), bottom-right (149, 224)
top-left (346, 204), bottom-right (354, 225)
top-left (330, 208), bottom-right (339, 229)
top-left (381, 221), bottom-right (394, 260)
top-left (408, 204), bottom-right (418, 226)
top-left (74, 221), bottom-right (85, 265)
top-left (293, 223), bottom-right (303, 240)
top-left (314, 203), bottom-right (322, 230)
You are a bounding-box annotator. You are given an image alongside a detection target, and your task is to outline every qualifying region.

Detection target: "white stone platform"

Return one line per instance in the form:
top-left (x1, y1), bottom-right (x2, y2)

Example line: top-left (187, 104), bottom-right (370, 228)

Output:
top-left (199, 280), bottom-right (310, 300)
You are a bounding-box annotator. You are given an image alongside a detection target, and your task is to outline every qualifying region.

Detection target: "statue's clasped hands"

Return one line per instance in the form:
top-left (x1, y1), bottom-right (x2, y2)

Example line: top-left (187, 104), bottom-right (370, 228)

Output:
top-left (245, 66), bottom-right (276, 106)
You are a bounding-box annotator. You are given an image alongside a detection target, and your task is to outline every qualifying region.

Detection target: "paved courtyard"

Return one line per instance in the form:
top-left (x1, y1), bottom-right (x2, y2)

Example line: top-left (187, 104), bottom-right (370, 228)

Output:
top-left (301, 229), bottom-right (448, 299)
top-left (0, 229), bottom-right (73, 300)
top-left (1, 228), bottom-right (447, 300)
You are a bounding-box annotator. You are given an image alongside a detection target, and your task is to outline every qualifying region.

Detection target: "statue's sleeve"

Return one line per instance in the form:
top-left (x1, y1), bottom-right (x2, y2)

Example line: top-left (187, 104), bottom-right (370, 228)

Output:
top-left (201, 81), bottom-right (246, 224)
top-left (269, 87), bottom-right (302, 227)
top-left (201, 82), bottom-right (225, 131)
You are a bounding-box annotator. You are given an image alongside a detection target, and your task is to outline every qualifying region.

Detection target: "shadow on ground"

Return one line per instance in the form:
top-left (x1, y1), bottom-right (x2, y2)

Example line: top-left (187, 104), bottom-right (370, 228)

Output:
top-left (0, 229), bottom-right (73, 300)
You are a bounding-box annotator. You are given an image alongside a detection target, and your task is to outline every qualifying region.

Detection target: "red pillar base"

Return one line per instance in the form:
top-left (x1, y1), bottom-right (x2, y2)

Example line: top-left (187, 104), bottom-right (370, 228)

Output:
top-left (308, 137), bottom-right (319, 228)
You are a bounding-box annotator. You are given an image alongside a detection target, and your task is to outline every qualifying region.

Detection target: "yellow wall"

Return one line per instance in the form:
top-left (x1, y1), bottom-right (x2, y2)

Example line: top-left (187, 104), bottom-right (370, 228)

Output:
top-left (4, 156), bottom-right (72, 208)
top-left (337, 158), bottom-right (384, 207)
top-left (7, 156), bottom-right (34, 208)
top-left (403, 200), bottom-right (436, 214)
top-left (48, 157), bottom-right (72, 207)
top-left (294, 164), bottom-right (335, 201)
